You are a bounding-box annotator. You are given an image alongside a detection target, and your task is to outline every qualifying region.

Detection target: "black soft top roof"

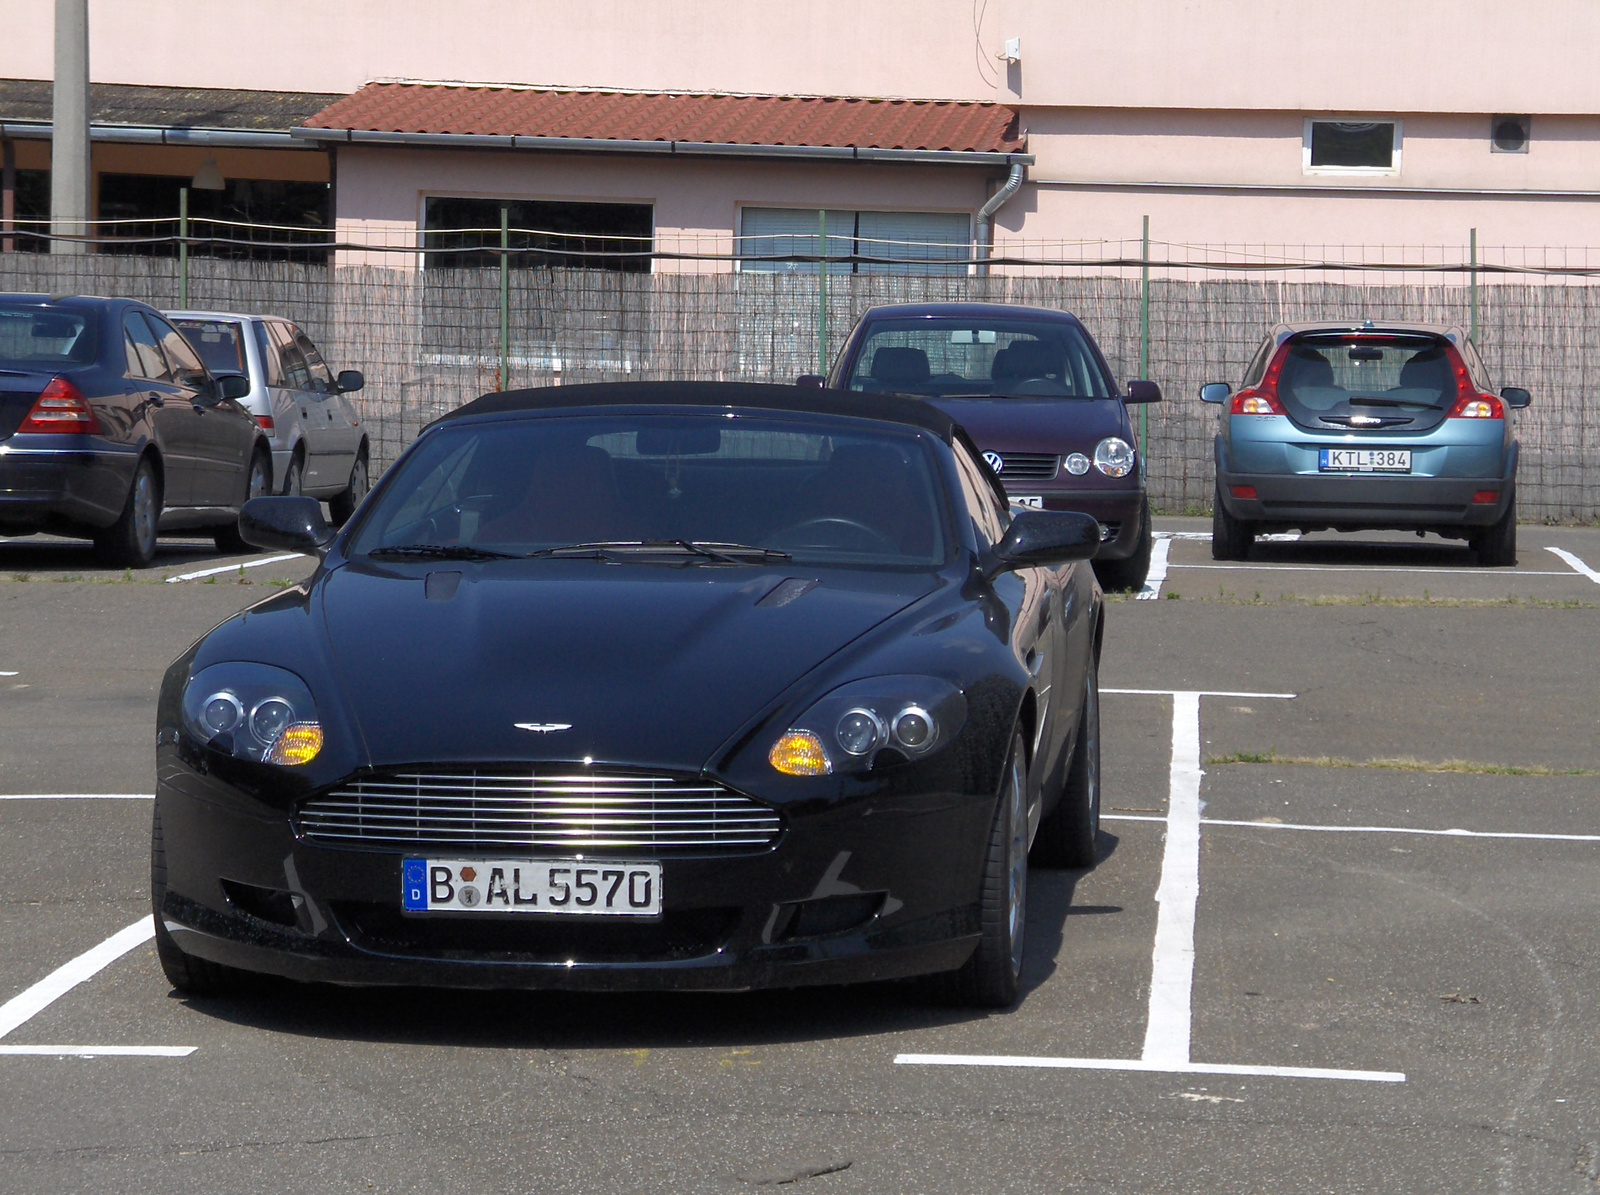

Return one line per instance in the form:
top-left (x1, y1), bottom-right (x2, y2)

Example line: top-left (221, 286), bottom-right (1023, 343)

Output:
top-left (436, 381), bottom-right (957, 439)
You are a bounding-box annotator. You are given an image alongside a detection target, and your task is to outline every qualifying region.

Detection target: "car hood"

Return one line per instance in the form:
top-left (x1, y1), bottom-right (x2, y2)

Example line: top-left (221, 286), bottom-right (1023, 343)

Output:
top-left (317, 560), bottom-right (939, 773)
top-left (924, 395), bottom-right (1129, 453)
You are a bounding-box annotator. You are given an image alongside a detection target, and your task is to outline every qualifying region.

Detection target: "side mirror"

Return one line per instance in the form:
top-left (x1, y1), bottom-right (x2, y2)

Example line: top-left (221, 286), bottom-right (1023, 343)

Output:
top-left (987, 510), bottom-right (1101, 576)
top-left (239, 496), bottom-right (335, 557)
top-left (1125, 379), bottom-right (1162, 403)
top-left (213, 372), bottom-right (252, 402)
top-left (1199, 382), bottom-right (1232, 404)
top-left (795, 374), bottom-right (825, 389)
top-left (336, 369), bottom-right (365, 394)
top-left (1499, 386), bottom-right (1531, 409)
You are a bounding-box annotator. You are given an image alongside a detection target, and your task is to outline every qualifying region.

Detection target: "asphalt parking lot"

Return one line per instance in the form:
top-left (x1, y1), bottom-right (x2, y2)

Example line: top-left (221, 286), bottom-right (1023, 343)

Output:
top-left (2, 520), bottom-right (1598, 1193)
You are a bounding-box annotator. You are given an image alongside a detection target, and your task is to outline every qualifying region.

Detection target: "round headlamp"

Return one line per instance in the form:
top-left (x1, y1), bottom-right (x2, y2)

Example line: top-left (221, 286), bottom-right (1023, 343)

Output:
top-left (1094, 436), bottom-right (1136, 478)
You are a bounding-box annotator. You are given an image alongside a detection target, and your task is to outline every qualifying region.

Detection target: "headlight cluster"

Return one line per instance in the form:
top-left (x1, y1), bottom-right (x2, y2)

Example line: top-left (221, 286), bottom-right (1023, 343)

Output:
top-left (181, 662), bottom-right (323, 766)
top-left (769, 676), bottom-right (967, 776)
top-left (1093, 437), bottom-right (1136, 478)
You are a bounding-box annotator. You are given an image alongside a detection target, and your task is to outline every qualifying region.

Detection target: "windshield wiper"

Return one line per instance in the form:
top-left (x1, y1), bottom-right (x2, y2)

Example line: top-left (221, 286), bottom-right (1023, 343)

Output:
top-left (1349, 395), bottom-right (1444, 409)
top-left (367, 543), bottom-right (523, 561)
top-left (523, 540), bottom-right (792, 563)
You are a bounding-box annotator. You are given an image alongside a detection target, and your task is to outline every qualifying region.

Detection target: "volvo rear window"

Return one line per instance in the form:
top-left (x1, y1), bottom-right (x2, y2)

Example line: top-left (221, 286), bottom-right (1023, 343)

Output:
top-left (1278, 333), bottom-right (1457, 421)
top-left (172, 319), bottom-right (246, 375)
top-left (0, 305), bottom-right (96, 367)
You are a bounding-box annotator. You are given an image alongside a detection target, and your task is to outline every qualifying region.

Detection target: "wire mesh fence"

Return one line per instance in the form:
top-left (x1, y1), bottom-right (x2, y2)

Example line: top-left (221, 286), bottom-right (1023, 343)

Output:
top-left (3, 222), bottom-right (1598, 522)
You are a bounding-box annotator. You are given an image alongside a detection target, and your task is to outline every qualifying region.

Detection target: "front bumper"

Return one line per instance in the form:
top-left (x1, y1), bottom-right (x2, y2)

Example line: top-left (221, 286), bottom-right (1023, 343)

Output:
top-left (155, 767), bottom-right (992, 992)
top-left (1020, 487), bottom-right (1144, 559)
top-left (0, 439), bottom-right (136, 532)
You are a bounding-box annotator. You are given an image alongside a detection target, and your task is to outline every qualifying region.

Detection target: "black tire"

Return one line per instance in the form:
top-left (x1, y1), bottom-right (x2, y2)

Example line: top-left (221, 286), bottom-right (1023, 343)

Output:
top-left (1211, 483), bottom-right (1254, 561)
top-left (93, 457), bottom-right (161, 569)
top-left (1031, 662), bottom-right (1101, 869)
top-left (1092, 496), bottom-right (1152, 592)
top-left (1474, 494), bottom-right (1517, 567)
top-left (151, 802), bottom-right (246, 997)
top-left (328, 446), bottom-right (369, 527)
top-left (213, 448), bottom-right (271, 554)
top-left (930, 731), bottom-right (1029, 1009)
top-left (280, 450), bottom-right (304, 498)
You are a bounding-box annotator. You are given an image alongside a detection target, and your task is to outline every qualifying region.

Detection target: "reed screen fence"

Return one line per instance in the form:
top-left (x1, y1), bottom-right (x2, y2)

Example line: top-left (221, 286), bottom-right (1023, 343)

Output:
top-left (4, 229), bottom-right (1598, 522)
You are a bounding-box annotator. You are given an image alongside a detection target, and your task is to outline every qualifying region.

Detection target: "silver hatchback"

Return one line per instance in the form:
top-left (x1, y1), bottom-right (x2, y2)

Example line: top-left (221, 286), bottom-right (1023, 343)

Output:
top-left (168, 312), bottom-right (370, 524)
top-left (1202, 321), bottom-right (1531, 566)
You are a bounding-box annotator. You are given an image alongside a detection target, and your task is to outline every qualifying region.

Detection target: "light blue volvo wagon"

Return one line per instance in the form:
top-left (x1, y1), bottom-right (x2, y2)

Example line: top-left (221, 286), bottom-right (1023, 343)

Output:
top-left (1201, 321), bottom-right (1530, 567)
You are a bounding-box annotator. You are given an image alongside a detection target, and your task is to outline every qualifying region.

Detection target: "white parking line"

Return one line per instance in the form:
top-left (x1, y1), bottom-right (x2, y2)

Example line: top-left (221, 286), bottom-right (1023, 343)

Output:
top-left (0, 916), bottom-right (195, 1058)
top-left (1175, 563), bottom-right (1572, 576)
top-left (165, 553), bottom-right (305, 584)
top-left (1105, 813), bottom-right (1600, 844)
top-left (894, 1055), bottom-right (1405, 1083)
top-left (1135, 535), bottom-right (1172, 600)
top-left (1547, 546), bottom-right (1600, 585)
top-left (896, 688), bottom-right (1409, 1083)
top-left (0, 671), bottom-right (16, 677)
top-left (0, 793), bottom-right (151, 801)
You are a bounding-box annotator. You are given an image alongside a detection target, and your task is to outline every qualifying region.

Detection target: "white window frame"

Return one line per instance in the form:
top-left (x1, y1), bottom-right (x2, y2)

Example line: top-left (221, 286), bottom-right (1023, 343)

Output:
top-left (1302, 117), bottom-right (1403, 177)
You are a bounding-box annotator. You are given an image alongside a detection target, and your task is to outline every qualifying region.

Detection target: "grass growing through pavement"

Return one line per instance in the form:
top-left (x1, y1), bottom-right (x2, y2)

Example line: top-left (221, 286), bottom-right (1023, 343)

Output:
top-left (1207, 750), bottom-right (1600, 777)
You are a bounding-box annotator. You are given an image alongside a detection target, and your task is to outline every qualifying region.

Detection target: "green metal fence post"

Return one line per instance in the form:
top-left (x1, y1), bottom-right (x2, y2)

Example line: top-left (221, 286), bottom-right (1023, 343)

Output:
top-left (499, 203), bottom-right (510, 390)
top-left (817, 208), bottom-right (829, 376)
top-left (178, 186), bottom-right (189, 309)
top-left (1469, 227), bottom-right (1479, 344)
top-left (1139, 214), bottom-right (1150, 480)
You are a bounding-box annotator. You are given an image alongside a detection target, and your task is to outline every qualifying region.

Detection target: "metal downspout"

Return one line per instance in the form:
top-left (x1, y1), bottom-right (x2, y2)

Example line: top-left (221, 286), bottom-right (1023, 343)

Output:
top-left (975, 160), bottom-right (1026, 276)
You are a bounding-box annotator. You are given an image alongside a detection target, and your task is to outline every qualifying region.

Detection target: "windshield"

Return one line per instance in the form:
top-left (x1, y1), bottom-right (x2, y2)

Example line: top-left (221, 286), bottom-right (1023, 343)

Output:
top-left (172, 319), bottom-right (246, 375)
top-left (844, 317), bottom-right (1113, 399)
top-left (349, 412), bottom-right (950, 568)
top-left (0, 304), bottom-right (96, 368)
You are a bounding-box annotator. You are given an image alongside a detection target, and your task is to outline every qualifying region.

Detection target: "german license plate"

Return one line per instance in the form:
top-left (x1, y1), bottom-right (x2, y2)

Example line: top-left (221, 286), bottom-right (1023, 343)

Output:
top-left (402, 858), bottom-right (662, 916)
top-left (1319, 448), bottom-right (1411, 473)
top-left (1013, 495), bottom-right (1044, 509)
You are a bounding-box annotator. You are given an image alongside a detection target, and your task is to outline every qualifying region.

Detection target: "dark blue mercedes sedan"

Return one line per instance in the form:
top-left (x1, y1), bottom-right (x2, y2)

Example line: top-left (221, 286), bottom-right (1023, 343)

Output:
top-left (0, 294), bottom-right (269, 567)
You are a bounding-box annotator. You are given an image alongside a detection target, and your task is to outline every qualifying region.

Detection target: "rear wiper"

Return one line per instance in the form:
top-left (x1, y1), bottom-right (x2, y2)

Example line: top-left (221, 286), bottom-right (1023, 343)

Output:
top-left (1349, 395), bottom-right (1444, 409)
top-left (524, 540), bottom-right (792, 564)
top-left (367, 543), bottom-right (522, 561)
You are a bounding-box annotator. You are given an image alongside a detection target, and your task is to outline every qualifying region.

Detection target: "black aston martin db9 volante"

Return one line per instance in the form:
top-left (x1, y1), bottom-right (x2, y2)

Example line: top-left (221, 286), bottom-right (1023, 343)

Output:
top-left (153, 382), bottom-right (1105, 1007)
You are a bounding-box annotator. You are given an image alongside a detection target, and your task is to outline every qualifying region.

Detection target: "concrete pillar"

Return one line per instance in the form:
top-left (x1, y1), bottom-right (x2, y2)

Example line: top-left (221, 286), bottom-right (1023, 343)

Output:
top-left (50, 0), bottom-right (91, 254)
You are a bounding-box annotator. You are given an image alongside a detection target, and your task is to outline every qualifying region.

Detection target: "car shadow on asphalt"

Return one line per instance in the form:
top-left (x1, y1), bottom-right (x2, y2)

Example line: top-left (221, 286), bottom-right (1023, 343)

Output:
top-left (0, 534), bottom-right (223, 574)
top-left (1246, 536), bottom-right (1480, 569)
top-left (169, 832), bottom-right (1121, 1049)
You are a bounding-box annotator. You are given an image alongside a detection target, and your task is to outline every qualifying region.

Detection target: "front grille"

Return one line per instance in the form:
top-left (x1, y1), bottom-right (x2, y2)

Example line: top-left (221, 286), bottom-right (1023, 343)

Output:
top-left (297, 767), bottom-right (783, 853)
top-left (994, 452), bottom-right (1059, 480)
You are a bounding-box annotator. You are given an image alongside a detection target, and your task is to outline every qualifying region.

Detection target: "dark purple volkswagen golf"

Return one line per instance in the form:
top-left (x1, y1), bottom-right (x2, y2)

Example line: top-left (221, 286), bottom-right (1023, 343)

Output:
top-left (823, 303), bottom-right (1159, 591)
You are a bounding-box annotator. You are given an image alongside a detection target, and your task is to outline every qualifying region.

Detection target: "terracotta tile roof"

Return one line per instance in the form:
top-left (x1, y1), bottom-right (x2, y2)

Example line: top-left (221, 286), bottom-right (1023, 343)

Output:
top-left (303, 82), bottom-right (1024, 154)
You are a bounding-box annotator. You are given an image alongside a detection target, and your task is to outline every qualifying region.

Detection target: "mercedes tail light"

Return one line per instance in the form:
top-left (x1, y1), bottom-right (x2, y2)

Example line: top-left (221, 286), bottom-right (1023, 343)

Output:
top-left (17, 377), bottom-right (102, 435)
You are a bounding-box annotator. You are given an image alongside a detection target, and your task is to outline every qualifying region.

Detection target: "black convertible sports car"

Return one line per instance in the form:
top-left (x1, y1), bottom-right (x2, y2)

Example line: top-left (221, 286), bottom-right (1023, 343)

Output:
top-left (153, 382), bottom-right (1105, 1007)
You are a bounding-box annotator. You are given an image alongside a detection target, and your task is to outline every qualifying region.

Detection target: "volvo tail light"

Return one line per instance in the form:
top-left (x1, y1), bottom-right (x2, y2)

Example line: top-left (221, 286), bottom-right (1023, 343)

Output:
top-left (1446, 348), bottom-right (1503, 419)
top-left (17, 377), bottom-right (102, 435)
top-left (1230, 344), bottom-right (1288, 415)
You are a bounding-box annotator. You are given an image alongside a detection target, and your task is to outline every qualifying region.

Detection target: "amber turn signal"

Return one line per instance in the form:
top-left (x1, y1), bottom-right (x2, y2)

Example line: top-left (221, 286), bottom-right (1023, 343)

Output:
top-left (768, 730), bottom-right (832, 776)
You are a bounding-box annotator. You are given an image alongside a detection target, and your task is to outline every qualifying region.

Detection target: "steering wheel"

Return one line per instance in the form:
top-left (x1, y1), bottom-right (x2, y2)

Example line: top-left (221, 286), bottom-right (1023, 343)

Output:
top-left (1000, 376), bottom-right (1071, 397)
top-left (770, 516), bottom-right (899, 554)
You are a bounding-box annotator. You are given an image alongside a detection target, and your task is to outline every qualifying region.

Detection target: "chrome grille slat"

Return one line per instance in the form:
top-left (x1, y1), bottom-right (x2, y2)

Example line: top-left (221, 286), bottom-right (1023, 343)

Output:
top-left (297, 767), bottom-right (782, 852)
top-left (994, 452), bottom-right (1059, 481)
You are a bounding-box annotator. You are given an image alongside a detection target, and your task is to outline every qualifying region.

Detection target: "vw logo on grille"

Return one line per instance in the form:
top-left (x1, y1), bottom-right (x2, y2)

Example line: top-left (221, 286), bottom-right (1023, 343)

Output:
top-left (983, 451), bottom-right (1004, 473)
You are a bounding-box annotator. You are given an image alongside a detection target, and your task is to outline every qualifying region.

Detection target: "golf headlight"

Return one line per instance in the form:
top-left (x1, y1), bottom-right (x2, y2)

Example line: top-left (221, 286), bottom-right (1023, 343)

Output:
top-left (1094, 437), bottom-right (1136, 478)
top-left (182, 662), bottom-right (323, 766)
top-left (769, 676), bottom-right (966, 776)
